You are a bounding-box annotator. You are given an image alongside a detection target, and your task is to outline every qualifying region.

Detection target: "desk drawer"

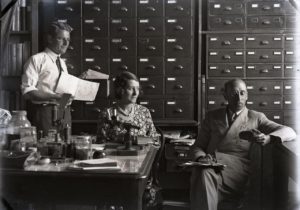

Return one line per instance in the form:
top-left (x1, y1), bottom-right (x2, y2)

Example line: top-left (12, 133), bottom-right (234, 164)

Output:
top-left (165, 144), bottom-right (192, 160)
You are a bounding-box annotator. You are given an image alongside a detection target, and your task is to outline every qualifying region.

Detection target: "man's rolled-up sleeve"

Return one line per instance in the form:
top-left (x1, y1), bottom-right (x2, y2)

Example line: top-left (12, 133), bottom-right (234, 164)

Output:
top-left (21, 57), bottom-right (39, 95)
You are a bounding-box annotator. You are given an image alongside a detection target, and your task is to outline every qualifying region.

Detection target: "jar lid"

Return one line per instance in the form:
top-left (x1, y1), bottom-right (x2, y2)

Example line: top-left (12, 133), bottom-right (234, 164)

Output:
top-left (12, 110), bottom-right (27, 116)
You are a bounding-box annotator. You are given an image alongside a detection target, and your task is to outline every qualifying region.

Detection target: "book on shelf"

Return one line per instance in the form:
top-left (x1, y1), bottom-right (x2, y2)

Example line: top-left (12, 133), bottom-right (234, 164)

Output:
top-left (11, 0), bottom-right (30, 32)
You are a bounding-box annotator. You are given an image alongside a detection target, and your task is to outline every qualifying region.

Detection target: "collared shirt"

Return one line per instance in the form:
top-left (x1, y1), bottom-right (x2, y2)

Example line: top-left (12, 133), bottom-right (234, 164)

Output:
top-left (227, 107), bottom-right (244, 124)
top-left (21, 48), bottom-right (68, 103)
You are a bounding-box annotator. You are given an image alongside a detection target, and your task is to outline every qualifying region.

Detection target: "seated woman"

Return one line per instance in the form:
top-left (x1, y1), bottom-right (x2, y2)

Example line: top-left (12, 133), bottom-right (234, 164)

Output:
top-left (96, 71), bottom-right (159, 144)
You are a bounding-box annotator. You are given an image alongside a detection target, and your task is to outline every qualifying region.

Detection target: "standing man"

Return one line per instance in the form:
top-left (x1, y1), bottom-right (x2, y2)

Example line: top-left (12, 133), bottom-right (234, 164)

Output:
top-left (21, 21), bottom-right (73, 135)
top-left (190, 78), bottom-right (296, 210)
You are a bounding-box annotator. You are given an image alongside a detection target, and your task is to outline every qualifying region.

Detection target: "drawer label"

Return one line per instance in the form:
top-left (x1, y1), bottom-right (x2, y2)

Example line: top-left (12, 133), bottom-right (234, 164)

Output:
top-left (139, 101), bottom-right (149, 105)
top-left (286, 51), bottom-right (294, 55)
top-left (284, 101), bottom-right (292, 104)
top-left (111, 19), bottom-right (122, 23)
top-left (273, 37), bottom-right (282, 41)
top-left (236, 66), bottom-right (243, 69)
top-left (247, 86), bottom-right (254, 89)
top-left (57, 0), bottom-right (67, 4)
top-left (112, 0), bottom-right (121, 4)
top-left (235, 37), bottom-right (243, 41)
top-left (167, 58), bottom-right (176, 62)
top-left (210, 52), bottom-right (217, 56)
top-left (251, 4), bottom-right (258, 8)
top-left (85, 39), bottom-right (94, 43)
top-left (139, 0), bottom-right (149, 4)
top-left (247, 101), bottom-right (253, 105)
top-left (247, 37), bottom-right (255, 41)
top-left (247, 66), bottom-right (255, 69)
top-left (285, 86), bottom-right (292, 89)
top-left (273, 3), bottom-right (281, 8)
top-left (274, 65), bottom-right (281, 69)
top-left (112, 58), bottom-right (122, 62)
top-left (111, 38), bottom-right (122, 43)
top-left (286, 37), bottom-right (294, 41)
top-left (139, 58), bottom-right (149, 62)
top-left (85, 58), bottom-right (95, 62)
top-left (167, 19), bottom-right (177, 23)
top-left (274, 51), bottom-right (282, 55)
top-left (84, 0), bottom-right (94, 4)
top-left (274, 116), bottom-right (280, 119)
top-left (140, 78), bottom-right (149, 81)
top-left (208, 101), bottom-right (215, 105)
top-left (209, 66), bottom-right (217, 70)
top-left (84, 19), bottom-right (94, 24)
top-left (167, 39), bottom-right (176, 42)
top-left (209, 86), bottom-right (216, 90)
top-left (167, 0), bottom-right (176, 4)
top-left (139, 19), bottom-right (149, 23)
top-left (167, 101), bottom-right (176, 105)
top-left (214, 4), bottom-right (221, 8)
top-left (235, 52), bottom-right (243, 55)
top-left (285, 66), bottom-right (293, 69)
top-left (274, 86), bottom-right (281, 89)
top-left (247, 51), bottom-right (255, 55)
top-left (167, 77), bottom-right (176, 81)
top-left (210, 37), bottom-right (218, 41)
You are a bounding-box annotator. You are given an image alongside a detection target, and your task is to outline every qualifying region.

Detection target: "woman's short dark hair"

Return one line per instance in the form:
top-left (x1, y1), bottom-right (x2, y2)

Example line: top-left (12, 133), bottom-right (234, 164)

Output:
top-left (114, 71), bottom-right (139, 99)
top-left (47, 21), bottom-right (73, 38)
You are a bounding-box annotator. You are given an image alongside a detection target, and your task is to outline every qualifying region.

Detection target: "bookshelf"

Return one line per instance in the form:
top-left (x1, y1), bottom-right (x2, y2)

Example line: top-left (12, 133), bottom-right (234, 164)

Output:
top-left (0, 0), bottom-right (38, 111)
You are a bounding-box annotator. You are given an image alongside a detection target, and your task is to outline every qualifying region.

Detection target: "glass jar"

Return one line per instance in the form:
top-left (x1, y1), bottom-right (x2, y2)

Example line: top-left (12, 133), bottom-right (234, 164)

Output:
top-left (74, 135), bottom-right (92, 160)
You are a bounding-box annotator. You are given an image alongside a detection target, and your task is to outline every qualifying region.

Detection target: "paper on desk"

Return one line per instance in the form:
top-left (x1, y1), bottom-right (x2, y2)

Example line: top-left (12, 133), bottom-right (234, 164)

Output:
top-left (55, 72), bottom-right (100, 101)
top-left (85, 69), bottom-right (109, 80)
top-left (74, 158), bottom-right (118, 167)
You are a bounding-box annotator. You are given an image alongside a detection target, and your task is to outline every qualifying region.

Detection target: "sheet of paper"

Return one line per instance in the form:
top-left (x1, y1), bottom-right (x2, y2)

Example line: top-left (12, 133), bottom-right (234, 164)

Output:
top-left (55, 73), bottom-right (100, 101)
top-left (85, 69), bottom-right (109, 80)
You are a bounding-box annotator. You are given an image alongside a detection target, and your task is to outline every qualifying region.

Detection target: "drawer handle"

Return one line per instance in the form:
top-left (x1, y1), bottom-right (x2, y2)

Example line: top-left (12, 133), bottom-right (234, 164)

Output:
top-left (261, 40), bottom-right (269, 45)
top-left (93, 6), bottom-right (101, 12)
top-left (67, 64), bottom-right (74, 69)
top-left (119, 26), bottom-right (128, 31)
top-left (175, 85), bottom-right (183, 89)
top-left (259, 102), bottom-right (268, 106)
top-left (262, 20), bottom-right (271, 25)
top-left (93, 26), bottom-right (101, 31)
top-left (222, 40), bottom-right (231, 46)
top-left (175, 108), bottom-right (183, 113)
top-left (262, 5), bottom-right (271, 10)
top-left (259, 87), bottom-right (268, 91)
top-left (176, 65), bottom-right (184, 70)
top-left (120, 65), bottom-right (128, 70)
top-left (70, 108), bottom-right (75, 112)
top-left (146, 26), bottom-right (156, 31)
top-left (223, 55), bottom-right (231, 60)
top-left (93, 65), bottom-right (101, 70)
top-left (260, 69), bottom-right (269, 73)
top-left (92, 45), bottom-right (101, 50)
top-left (260, 55), bottom-right (269, 59)
top-left (120, 45), bottom-right (128, 51)
top-left (65, 7), bottom-right (74, 12)
top-left (176, 6), bottom-right (184, 11)
top-left (223, 69), bottom-right (231, 73)
top-left (68, 45), bottom-right (74, 50)
top-left (224, 20), bottom-right (232, 25)
top-left (149, 109), bottom-right (155, 113)
top-left (146, 6), bottom-right (156, 12)
top-left (175, 25), bottom-right (184, 31)
top-left (174, 45), bottom-right (183, 50)
top-left (146, 65), bottom-right (156, 70)
top-left (93, 108), bottom-right (101, 113)
top-left (224, 6), bottom-right (232, 11)
top-left (147, 84), bottom-right (156, 89)
top-left (120, 6), bottom-right (128, 12)
top-left (147, 46), bottom-right (156, 51)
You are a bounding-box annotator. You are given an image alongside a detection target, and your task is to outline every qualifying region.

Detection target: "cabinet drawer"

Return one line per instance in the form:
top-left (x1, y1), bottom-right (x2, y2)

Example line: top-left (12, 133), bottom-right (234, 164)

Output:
top-left (206, 95), bottom-right (227, 111)
top-left (82, 0), bottom-right (109, 18)
top-left (246, 49), bottom-right (282, 63)
top-left (137, 0), bottom-right (164, 17)
top-left (208, 1), bottom-right (245, 15)
top-left (246, 80), bottom-right (283, 95)
top-left (284, 64), bottom-right (300, 78)
top-left (207, 34), bottom-right (245, 49)
top-left (283, 80), bottom-right (300, 95)
top-left (285, 15), bottom-right (296, 29)
top-left (283, 95), bottom-right (300, 110)
top-left (61, 57), bottom-right (81, 76)
top-left (208, 50), bottom-right (245, 63)
top-left (84, 99), bottom-right (109, 120)
top-left (165, 57), bottom-right (193, 76)
top-left (54, 0), bottom-right (81, 18)
top-left (110, 0), bottom-right (136, 17)
top-left (246, 2), bottom-right (285, 15)
top-left (138, 38), bottom-right (164, 56)
top-left (247, 16), bottom-right (285, 29)
top-left (165, 0), bottom-right (192, 17)
top-left (246, 34), bottom-right (283, 49)
top-left (83, 57), bottom-right (109, 74)
top-left (246, 95), bottom-right (282, 110)
top-left (110, 18), bottom-right (136, 37)
top-left (208, 15), bottom-right (245, 31)
top-left (246, 64), bottom-right (282, 78)
top-left (139, 76), bottom-right (164, 95)
top-left (284, 111), bottom-right (300, 126)
top-left (138, 18), bottom-right (164, 37)
top-left (83, 19), bottom-right (108, 37)
top-left (165, 143), bottom-right (192, 160)
top-left (138, 99), bottom-right (164, 119)
top-left (207, 64), bottom-right (245, 77)
top-left (110, 57), bottom-right (137, 76)
top-left (138, 57), bottom-right (164, 76)
top-left (165, 98), bottom-right (193, 119)
top-left (165, 77), bottom-right (193, 95)
top-left (207, 80), bottom-right (226, 95)
top-left (284, 49), bottom-right (297, 63)
top-left (83, 38), bottom-right (109, 58)
top-left (110, 38), bottom-right (136, 57)
top-left (165, 38), bottom-right (192, 57)
top-left (284, 34), bottom-right (300, 48)
top-left (166, 18), bottom-right (193, 37)
top-left (263, 111), bottom-right (283, 124)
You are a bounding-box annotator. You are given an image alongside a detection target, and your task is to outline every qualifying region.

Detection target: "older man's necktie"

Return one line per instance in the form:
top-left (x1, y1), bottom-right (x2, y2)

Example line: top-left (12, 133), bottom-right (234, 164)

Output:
top-left (55, 56), bottom-right (63, 90)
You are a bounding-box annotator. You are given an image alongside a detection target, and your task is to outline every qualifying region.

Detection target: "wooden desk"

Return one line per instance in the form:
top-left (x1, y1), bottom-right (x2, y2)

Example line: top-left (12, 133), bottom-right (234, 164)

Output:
top-left (1, 145), bottom-right (158, 210)
top-left (273, 140), bottom-right (300, 210)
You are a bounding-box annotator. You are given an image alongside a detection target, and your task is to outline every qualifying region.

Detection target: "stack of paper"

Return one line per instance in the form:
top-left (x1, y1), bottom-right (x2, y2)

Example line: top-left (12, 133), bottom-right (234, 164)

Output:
top-left (68, 158), bottom-right (121, 171)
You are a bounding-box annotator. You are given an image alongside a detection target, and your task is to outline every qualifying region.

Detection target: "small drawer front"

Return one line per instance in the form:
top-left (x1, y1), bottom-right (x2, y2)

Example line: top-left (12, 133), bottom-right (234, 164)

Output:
top-left (284, 111), bottom-right (300, 126)
top-left (165, 18), bottom-right (193, 37)
top-left (55, 18), bottom-right (81, 38)
top-left (54, 0), bottom-right (81, 18)
top-left (284, 34), bottom-right (300, 48)
top-left (138, 38), bottom-right (164, 56)
top-left (110, 18), bottom-right (136, 37)
top-left (246, 2), bottom-right (285, 15)
top-left (82, 0), bottom-right (109, 18)
top-left (165, 143), bottom-right (192, 160)
top-left (246, 49), bottom-right (282, 63)
top-left (165, 57), bottom-right (193, 76)
top-left (83, 19), bottom-right (109, 37)
top-left (264, 111), bottom-right (283, 124)
top-left (138, 57), bottom-right (164, 76)
top-left (84, 99), bottom-right (109, 120)
top-left (110, 38), bottom-right (136, 57)
top-left (246, 64), bottom-right (282, 78)
top-left (64, 39), bottom-right (81, 58)
top-left (138, 18), bottom-right (164, 37)
top-left (283, 95), bottom-right (300, 110)
top-left (246, 35), bottom-right (283, 49)
top-left (165, 77), bottom-right (193, 95)
top-left (138, 0), bottom-right (164, 17)
top-left (83, 57), bottom-right (109, 74)
top-left (208, 1), bottom-right (245, 15)
top-left (208, 50), bottom-right (245, 63)
top-left (284, 49), bottom-right (297, 63)
top-left (208, 15), bottom-right (245, 31)
top-left (246, 80), bottom-right (283, 95)
top-left (165, 0), bottom-right (192, 17)
top-left (284, 64), bottom-right (300, 78)
top-left (247, 16), bottom-right (285, 29)
top-left (110, 0), bottom-right (136, 17)
top-left (207, 80), bottom-right (226, 95)
top-left (110, 57), bottom-right (137, 76)
top-left (206, 95), bottom-right (228, 111)
top-left (165, 38), bottom-right (192, 57)
top-left (71, 101), bottom-right (83, 120)
top-left (139, 76), bottom-right (164, 95)
top-left (283, 80), bottom-right (300, 95)
top-left (207, 64), bottom-right (245, 77)
top-left (207, 34), bottom-right (245, 49)
top-left (246, 95), bottom-right (282, 110)
top-left (138, 99), bottom-right (164, 119)
top-left (285, 15), bottom-right (297, 29)
top-left (61, 57), bottom-right (81, 76)
top-left (165, 98), bottom-right (193, 119)
top-left (83, 38), bottom-right (109, 58)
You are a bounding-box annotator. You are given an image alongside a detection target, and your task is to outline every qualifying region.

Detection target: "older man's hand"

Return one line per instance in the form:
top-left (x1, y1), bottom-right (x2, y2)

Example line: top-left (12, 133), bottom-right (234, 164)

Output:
top-left (254, 133), bottom-right (271, 146)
